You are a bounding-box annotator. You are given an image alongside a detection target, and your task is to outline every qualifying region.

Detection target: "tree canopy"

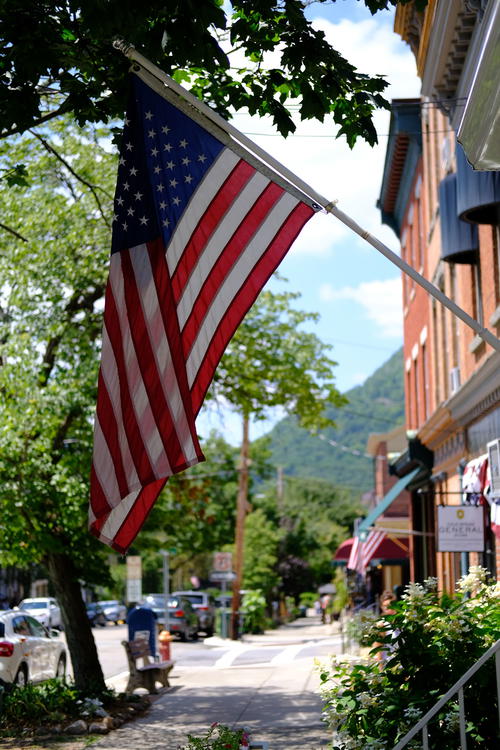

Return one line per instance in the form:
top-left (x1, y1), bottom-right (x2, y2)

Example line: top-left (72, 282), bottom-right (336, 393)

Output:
top-left (0, 0), bottom-right (424, 147)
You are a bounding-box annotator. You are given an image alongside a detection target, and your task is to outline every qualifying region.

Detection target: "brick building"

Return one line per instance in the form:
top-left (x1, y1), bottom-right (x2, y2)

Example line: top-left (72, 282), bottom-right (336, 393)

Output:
top-left (376, 0), bottom-right (500, 590)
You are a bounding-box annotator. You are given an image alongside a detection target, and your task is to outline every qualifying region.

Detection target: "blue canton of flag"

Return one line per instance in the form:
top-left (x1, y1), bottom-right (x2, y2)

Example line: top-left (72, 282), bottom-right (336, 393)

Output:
top-left (112, 82), bottom-right (225, 253)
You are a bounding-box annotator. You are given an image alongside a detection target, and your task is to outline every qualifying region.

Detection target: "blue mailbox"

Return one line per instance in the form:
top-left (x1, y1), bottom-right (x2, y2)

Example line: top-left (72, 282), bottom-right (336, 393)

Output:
top-left (127, 606), bottom-right (157, 655)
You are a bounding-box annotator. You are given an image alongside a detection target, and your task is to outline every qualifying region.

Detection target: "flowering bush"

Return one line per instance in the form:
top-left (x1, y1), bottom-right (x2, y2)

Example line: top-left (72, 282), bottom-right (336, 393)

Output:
top-left (320, 568), bottom-right (500, 749)
top-left (178, 722), bottom-right (249, 749)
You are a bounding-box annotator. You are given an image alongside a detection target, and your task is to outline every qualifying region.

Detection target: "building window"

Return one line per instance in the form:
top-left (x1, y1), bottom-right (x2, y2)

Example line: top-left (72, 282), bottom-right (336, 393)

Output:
top-left (422, 341), bottom-right (429, 420)
top-left (439, 276), bottom-right (449, 400)
top-left (449, 264), bottom-right (460, 370)
top-left (406, 364), bottom-right (412, 430)
top-left (432, 300), bottom-right (440, 405)
top-left (413, 357), bottom-right (419, 427)
top-left (471, 263), bottom-right (484, 326)
top-left (493, 226), bottom-right (500, 306)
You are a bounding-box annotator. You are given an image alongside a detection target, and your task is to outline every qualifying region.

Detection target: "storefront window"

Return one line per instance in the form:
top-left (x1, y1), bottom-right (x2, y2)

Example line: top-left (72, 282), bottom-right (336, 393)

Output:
top-left (467, 406), bottom-right (500, 455)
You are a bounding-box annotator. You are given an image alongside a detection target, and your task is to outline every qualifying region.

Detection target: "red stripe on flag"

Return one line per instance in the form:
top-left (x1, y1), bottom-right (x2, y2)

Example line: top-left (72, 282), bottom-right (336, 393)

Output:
top-left (181, 181), bottom-right (285, 355)
top-left (90, 463), bottom-right (111, 520)
top-left (120, 249), bottom-right (188, 472)
top-left (103, 277), bottom-right (155, 484)
top-left (107, 480), bottom-right (166, 554)
top-left (94, 370), bottom-right (130, 500)
top-left (171, 160), bottom-right (255, 300)
top-left (146, 239), bottom-right (204, 467)
top-left (190, 201), bottom-right (314, 413)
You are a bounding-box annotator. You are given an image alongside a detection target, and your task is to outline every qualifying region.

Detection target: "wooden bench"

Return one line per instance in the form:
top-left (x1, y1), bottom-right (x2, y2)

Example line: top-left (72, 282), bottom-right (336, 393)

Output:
top-left (122, 638), bottom-right (174, 694)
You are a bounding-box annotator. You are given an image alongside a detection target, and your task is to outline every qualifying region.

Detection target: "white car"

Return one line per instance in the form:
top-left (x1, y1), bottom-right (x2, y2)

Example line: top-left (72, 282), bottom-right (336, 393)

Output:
top-left (0, 610), bottom-right (67, 686)
top-left (18, 597), bottom-right (62, 629)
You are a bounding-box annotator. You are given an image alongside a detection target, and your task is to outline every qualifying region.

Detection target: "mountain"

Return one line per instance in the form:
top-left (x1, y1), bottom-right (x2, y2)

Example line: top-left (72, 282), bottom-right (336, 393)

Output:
top-left (266, 348), bottom-right (405, 496)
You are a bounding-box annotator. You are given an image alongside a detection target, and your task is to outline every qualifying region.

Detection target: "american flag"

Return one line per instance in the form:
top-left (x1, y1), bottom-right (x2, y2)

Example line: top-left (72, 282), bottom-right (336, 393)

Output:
top-left (89, 69), bottom-right (318, 552)
top-left (347, 530), bottom-right (386, 574)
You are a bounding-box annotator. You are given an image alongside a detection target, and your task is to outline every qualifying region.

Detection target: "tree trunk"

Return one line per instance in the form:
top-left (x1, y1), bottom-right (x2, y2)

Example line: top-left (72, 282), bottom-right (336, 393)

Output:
top-left (46, 551), bottom-right (106, 693)
top-left (231, 414), bottom-right (250, 640)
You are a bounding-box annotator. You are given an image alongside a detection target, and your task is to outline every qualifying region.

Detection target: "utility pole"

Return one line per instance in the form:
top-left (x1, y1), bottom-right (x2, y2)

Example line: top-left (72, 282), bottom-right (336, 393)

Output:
top-left (231, 414), bottom-right (250, 640)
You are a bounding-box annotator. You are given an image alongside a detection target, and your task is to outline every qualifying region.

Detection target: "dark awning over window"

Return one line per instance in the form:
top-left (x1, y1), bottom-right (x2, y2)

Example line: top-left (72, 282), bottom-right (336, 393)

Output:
top-left (439, 173), bottom-right (478, 264)
top-left (456, 143), bottom-right (500, 225)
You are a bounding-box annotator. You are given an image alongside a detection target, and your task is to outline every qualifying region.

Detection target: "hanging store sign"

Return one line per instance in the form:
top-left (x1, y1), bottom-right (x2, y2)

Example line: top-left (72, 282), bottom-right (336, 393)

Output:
top-left (437, 506), bottom-right (484, 552)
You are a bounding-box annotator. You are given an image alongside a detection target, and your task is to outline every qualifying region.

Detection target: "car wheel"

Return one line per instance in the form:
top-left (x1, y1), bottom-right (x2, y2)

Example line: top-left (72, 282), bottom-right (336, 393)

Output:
top-left (205, 626), bottom-right (214, 638)
top-left (56, 655), bottom-right (66, 680)
top-left (14, 665), bottom-right (28, 687)
top-left (191, 629), bottom-right (198, 641)
top-left (179, 629), bottom-right (187, 642)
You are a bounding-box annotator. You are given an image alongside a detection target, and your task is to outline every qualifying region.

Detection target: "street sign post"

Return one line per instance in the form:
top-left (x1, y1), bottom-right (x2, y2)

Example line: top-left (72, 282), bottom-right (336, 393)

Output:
top-left (209, 568), bottom-right (235, 639)
top-left (209, 570), bottom-right (236, 582)
top-left (126, 556), bottom-right (142, 604)
top-left (213, 551), bottom-right (232, 572)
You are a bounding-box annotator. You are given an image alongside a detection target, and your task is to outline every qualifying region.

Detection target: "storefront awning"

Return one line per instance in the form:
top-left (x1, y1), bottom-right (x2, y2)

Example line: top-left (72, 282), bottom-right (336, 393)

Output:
top-left (357, 467), bottom-right (419, 537)
top-left (334, 538), bottom-right (353, 561)
top-left (456, 143), bottom-right (500, 225)
top-left (439, 173), bottom-right (478, 264)
top-left (342, 532), bottom-right (409, 574)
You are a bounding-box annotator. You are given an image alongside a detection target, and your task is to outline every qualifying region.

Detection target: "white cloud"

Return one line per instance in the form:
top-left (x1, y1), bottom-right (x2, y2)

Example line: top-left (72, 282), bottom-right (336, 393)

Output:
top-left (351, 372), bottom-right (369, 386)
top-left (228, 14), bottom-right (420, 259)
top-left (319, 277), bottom-right (403, 338)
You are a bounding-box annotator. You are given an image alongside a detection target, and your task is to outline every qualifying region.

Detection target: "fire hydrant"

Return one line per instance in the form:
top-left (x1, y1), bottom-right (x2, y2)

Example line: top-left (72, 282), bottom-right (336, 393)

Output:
top-left (158, 629), bottom-right (172, 661)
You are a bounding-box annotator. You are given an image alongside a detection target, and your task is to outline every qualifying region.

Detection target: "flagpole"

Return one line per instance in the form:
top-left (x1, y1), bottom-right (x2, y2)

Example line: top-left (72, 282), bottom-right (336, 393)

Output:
top-left (112, 40), bottom-right (500, 354)
top-left (325, 204), bottom-right (500, 353)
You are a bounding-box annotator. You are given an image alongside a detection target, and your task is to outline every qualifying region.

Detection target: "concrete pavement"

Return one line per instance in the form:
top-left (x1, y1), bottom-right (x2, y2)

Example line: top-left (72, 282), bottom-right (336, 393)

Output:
top-left (95, 616), bottom-right (338, 750)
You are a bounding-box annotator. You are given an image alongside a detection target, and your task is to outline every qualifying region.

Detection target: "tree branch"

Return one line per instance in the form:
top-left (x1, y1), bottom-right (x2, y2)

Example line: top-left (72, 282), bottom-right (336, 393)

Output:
top-left (39, 284), bottom-right (105, 385)
top-left (0, 221), bottom-right (28, 243)
top-left (1, 105), bottom-right (68, 139)
top-left (29, 130), bottom-right (113, 229)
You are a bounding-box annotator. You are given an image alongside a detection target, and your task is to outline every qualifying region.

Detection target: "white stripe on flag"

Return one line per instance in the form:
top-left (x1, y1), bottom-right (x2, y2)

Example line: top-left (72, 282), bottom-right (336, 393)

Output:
top-left (109, 254), bottom-right (172, 478)
top-left (176, 170), bottom-right (270, 329)
top-left (185, 191), bottom-right (300, 386)
top-left (128, 244), bottom-right (198, 465)
top-left (99, 487), bottom-right (142, 543)
top-left (166, 149), bottom-right (240, 274)
top-left (99, 326), bottom-right (140, 492)
top-left (92, 414), bottom-right (123, 506)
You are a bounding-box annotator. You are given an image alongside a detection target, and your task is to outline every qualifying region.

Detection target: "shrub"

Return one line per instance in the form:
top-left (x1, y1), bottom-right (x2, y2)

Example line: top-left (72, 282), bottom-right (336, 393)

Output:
top-left (179, 722), bottom-right (249, 749)
top-left (0, 679), bottom-right (119, 733)
top-left (241, 590), bottom-right (267, 634)
top-left (299, 591), bottom-right (317, 608)
top-left (320, 568), bottom-right (500, 749)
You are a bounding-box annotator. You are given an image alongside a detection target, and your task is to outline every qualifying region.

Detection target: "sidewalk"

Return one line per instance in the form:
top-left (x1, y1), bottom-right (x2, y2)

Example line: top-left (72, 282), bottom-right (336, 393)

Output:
top-left (95, 616), bottom-right (339, 750)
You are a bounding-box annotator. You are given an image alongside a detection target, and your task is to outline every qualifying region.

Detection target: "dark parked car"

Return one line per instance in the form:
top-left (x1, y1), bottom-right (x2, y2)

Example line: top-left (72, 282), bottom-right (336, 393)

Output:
top-left (172, 590), bottom-right (216, 636)
top-left (97, 600), bottom-right (127, 625)
top-left (86, 602), bottom-right (107, 627)
top-left (140, 594), bottom-right (198, 641)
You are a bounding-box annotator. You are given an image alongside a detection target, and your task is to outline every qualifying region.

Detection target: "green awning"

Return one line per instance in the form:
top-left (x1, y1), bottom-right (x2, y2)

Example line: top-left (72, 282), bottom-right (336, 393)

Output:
top-left (357, 467), bottom-right (420, 538)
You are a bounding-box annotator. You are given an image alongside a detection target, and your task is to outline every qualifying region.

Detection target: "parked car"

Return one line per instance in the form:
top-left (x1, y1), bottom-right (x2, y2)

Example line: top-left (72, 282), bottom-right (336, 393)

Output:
top-left (18, 597), bottom-right (62, 629)
top-left (0, 610), bottom-right (67, 687)
top-left (86, 602), bottom-right (107, 627)
top-left (139, 594), bottom-right (198, 641)
top-left (172, 590), bottom-right (216, 636)
top-left (97, 600), bottom-right (127, 625)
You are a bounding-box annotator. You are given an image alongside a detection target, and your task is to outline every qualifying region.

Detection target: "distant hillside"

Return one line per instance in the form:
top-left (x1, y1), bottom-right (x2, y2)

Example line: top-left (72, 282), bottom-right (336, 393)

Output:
top-left (267, 348), bottom-right (405, 496)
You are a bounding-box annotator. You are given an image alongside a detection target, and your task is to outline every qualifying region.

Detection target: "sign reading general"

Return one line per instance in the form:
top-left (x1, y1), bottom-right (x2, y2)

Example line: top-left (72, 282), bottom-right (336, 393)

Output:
top-left (437, 506), bottom-right (484, 552)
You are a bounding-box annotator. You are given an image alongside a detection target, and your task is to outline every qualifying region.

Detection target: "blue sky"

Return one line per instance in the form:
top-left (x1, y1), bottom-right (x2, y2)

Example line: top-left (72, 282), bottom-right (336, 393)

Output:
top-left (198, 2), bottom-right (421, 444)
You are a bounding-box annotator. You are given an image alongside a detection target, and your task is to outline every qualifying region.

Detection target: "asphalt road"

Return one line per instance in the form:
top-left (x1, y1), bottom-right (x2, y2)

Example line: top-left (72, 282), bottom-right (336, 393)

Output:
top-left (64, 622), bottom-right (343, 681)
top-left (62, 620), bottom-right (344, 683)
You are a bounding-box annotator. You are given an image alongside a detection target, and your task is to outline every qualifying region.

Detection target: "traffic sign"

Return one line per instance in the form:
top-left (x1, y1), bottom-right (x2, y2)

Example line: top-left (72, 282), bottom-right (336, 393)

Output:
top-left (213, 552), bottom-right (232, 572)
top-left (209, 570), bottom-right (236, 582)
